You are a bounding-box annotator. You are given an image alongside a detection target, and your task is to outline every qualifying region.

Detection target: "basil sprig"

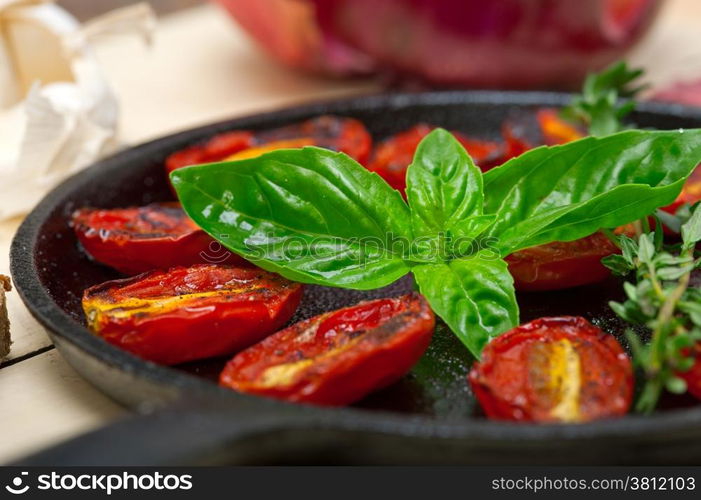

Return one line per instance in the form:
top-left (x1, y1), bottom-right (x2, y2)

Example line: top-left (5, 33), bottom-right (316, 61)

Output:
top-left (173, 128), bottom-right (701, 357)
top-left (484, 130), bottom-right (701, 255)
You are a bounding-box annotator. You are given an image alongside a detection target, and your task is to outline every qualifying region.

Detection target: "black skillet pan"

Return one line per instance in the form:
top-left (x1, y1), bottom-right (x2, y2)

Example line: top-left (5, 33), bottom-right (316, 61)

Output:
top-left (10, 91), bottom-right (701, 465)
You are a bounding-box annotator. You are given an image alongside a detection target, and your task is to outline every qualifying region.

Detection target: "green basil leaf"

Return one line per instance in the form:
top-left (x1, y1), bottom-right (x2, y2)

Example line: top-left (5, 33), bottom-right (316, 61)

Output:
top-left (448, 214), bottom-right (497, 240)
top-left (484, 129), bottom-right (701, 254)
top-left (172, 147), bottom-right (413, 289)
top-left (406, 129), bottom-right (483, 238)
top-left (446, 215), bottom-right (498, 260)
top-left (413, 252), bottom-right (518, 357)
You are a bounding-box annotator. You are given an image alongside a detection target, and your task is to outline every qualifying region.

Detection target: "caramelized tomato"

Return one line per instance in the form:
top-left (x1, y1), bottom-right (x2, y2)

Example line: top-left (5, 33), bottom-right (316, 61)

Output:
top-left (83, 265), bottom-right (303, 365)
top-left (165, 131), bottom-right (255, 173)
top-left (165, 115), bottom-right (372, 174)
top-left (72, 203), bottom-right (246, 275)
top-left (220, 293), bottom-right (435, 406)
top-left (506, 232), bottom-right (620, 292)
top-left (469, 316), bottom-right (633, 423)
top-left (254, 114), bottom-right (372, 164)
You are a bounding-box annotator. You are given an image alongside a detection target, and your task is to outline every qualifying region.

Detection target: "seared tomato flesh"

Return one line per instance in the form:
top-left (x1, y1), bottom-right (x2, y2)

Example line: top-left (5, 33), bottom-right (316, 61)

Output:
top-left (506, 232), bottom-right (620, 291)
top-left (165, 115), bottom-right (372, 174)
top-left (220, 293), bottom-right (435, 406)
top-left (83, 265), bottom-right (303, 365)
top-left (469, 316), bottom-right (633, 423)
top-left (72, 203), bottom-right (247, 275)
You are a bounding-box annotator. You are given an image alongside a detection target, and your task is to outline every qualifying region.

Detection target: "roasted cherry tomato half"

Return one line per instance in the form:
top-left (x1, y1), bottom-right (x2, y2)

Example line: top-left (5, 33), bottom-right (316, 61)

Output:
top-left (506, 231), bottom-right (620, 292)
top-left (251, 114), bottom-right (372, 164)
top-left (469, 316), bottom-right (633, 423)
top-left (220, 293), bottom-right (435, 406)
top-left (83, 265), bottom-right (303, 365)
top-left (165, 131), bottom-right (255, 173)
top-left (165, 115), bottom-right (372, 174)
top-left (368, 124), bottom-right (501, 193)
top-left (72, 203), bottom-right (247, 275)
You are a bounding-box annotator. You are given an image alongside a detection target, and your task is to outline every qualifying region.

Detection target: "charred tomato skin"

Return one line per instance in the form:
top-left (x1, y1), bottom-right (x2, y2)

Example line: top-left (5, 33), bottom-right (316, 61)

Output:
top-left (83, 265), bottom-right (303, 365)
top-left (165, 115), bottom-right (372, 174)
top-left (469, 316), bottom-right (633, 423)
top-left (165, 131), bottom-right (255, 173)
top-left (506, 231), bottom-right (620, 292)
top-left (220, 292), bottom-right (435, 406)
top-left (72, 203), bottom-right (247, 275)
top-left (253, 114), bottom-right (372, 165)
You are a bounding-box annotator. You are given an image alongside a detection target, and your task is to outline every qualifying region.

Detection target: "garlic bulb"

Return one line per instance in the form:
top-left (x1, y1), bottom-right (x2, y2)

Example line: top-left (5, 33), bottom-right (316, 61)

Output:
top-left (0, 1), bottom-right (154, 220)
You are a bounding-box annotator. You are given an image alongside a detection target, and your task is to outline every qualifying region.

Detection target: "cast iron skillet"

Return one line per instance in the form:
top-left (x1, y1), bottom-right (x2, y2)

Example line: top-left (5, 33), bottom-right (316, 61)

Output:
top-left (11, 91), bottom-right (701, 465)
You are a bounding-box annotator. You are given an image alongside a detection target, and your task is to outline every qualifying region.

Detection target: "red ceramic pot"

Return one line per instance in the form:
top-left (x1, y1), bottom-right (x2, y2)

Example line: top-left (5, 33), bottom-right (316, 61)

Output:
top-left (215, 0), bottom-right (661, 89)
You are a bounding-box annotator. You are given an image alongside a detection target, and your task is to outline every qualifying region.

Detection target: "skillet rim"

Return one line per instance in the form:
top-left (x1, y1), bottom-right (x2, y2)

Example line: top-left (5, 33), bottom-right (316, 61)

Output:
top-left (10, 89), bottom-right (701, 443)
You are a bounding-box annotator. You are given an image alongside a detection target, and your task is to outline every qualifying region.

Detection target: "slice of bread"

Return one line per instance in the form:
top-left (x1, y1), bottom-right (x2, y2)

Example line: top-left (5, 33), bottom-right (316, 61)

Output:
top-left (0, 275), bottom-right (11, 359)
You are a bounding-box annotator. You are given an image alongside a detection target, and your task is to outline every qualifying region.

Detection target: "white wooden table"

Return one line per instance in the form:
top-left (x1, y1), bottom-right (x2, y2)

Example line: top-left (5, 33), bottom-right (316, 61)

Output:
top-left (1, 0), bottom-right (700, 464)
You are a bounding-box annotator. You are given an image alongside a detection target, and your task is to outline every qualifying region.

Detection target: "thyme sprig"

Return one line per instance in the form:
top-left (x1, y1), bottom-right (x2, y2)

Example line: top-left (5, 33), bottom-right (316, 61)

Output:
top-left (603, 204), bottom-right (701, 413)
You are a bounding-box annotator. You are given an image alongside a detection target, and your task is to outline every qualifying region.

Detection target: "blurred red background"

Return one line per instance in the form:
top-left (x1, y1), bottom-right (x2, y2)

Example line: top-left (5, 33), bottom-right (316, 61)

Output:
top-left (216, 0), bottom-right (662, 89)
